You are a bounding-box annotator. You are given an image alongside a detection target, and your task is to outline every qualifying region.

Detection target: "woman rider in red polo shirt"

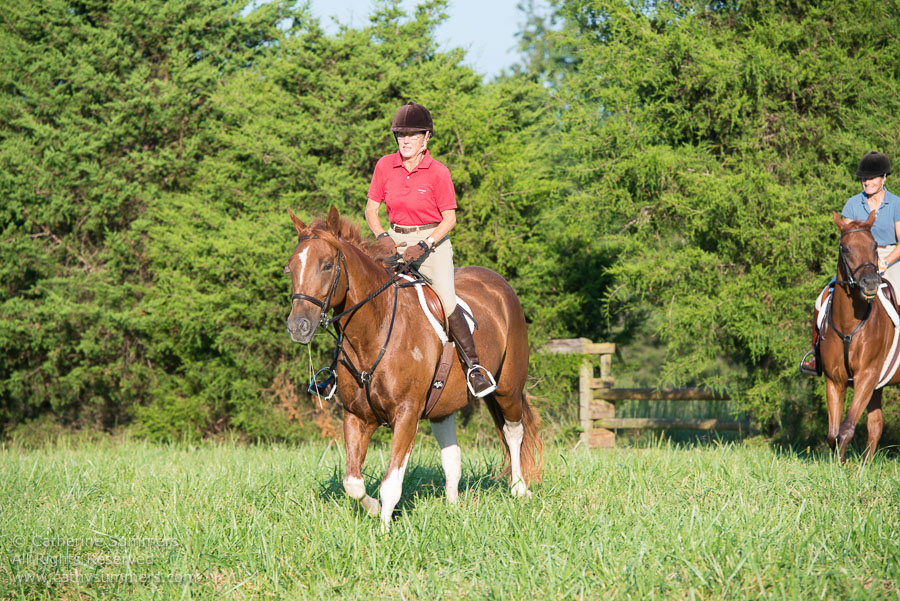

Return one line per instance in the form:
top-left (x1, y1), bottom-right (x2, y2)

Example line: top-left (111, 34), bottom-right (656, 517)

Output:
top-left (365, 102), bottom-right (496, 398)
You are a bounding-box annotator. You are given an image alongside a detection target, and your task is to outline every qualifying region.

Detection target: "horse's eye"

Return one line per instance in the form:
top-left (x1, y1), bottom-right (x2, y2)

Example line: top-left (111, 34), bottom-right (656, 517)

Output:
top-left (840, 246), bottom-right (847, 254)
top-left (322, 262), bottom-right (333, 271)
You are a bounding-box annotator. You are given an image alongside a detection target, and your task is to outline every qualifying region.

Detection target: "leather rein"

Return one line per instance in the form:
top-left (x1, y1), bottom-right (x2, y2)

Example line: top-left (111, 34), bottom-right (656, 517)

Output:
top-left (289, 235), bottom-right (422, 426)
top-left (826, 227), bottom-right (880, 381)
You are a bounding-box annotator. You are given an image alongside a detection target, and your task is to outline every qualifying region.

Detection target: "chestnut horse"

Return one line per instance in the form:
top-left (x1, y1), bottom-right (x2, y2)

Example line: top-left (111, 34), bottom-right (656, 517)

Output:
top-left (284, 207), bottom-right (542, 528)
top-left (821, 210), bottom-right (893, 461)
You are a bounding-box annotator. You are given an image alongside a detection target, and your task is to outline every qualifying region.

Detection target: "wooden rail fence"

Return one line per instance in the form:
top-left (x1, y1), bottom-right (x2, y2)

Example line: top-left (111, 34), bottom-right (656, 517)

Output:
top-left (540, 338), bottom-right (749, 448)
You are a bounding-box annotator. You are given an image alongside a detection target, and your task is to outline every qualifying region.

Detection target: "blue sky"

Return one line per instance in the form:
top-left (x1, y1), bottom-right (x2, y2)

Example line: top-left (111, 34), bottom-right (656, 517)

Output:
top-left (304, 0), bottom-right (541, 79)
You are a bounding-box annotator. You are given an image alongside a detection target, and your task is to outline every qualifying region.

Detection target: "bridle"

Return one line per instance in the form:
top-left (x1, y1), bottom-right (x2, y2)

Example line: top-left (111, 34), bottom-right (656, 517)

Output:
top-left (289, 235), bottom-right (349, 328)
top-left (834, 227), bottom-right (880, 288)
top-left (287, 234), bottom-right (423, 425)
top-left (827, 226), bottom-right (881, 381)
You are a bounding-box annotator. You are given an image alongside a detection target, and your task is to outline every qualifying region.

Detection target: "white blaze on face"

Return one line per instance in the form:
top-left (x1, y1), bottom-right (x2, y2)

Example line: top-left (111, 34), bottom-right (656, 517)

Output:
top-left (411, 347), bottom-right (423, 362)
top-left (296, 247), bottom-right (310, 288)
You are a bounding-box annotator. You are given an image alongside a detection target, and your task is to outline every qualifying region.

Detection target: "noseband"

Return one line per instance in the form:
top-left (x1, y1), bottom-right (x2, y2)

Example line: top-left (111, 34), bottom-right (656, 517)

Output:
top-left (835, 227), bottom-right (880, 288)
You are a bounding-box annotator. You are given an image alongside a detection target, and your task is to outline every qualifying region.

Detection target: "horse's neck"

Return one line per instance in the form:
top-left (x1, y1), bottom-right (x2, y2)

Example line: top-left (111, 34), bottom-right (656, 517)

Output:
top-left (335, 246), bottom-right (402, 351)
top-left (831, 284), bottom-right (875, 329)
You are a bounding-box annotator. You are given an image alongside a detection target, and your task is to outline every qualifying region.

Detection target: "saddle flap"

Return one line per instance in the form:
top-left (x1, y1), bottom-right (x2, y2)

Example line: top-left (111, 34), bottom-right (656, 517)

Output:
top-left (882, 279), bottom-right (900, 315)
top-left (421, 285), bottom-right (445, 325)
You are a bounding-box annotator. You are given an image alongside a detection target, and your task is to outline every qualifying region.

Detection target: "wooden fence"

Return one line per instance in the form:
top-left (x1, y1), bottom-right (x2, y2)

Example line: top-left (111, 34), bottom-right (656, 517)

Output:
top-left (540, 338), bottom-right (749, 448)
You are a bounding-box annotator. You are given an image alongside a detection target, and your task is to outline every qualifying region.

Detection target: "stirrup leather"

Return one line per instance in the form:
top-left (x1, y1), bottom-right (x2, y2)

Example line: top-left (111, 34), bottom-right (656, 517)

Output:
top-left (466, 364), bottom-right (497, 398)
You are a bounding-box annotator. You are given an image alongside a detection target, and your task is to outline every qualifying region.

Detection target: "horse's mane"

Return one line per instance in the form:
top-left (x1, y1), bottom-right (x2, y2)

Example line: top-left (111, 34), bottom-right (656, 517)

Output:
top-left (305, 216), bottom-right (384, 265)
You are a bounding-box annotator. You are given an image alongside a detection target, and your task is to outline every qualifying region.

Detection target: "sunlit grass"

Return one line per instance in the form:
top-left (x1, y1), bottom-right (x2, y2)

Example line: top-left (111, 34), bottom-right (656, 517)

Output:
top-left (1, 438), bottom-right (898, 600)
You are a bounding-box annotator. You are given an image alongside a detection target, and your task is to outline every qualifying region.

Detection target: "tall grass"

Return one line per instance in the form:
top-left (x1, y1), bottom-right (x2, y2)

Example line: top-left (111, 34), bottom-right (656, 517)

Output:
top-left (1, 438), bottom-right (897, 600)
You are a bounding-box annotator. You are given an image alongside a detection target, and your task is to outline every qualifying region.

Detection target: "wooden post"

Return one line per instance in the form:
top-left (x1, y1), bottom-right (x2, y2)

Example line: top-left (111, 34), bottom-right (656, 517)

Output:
top-left (579, 357), bottom-right (592, 446)
top-left (590, 351), bottom-right (615, 448)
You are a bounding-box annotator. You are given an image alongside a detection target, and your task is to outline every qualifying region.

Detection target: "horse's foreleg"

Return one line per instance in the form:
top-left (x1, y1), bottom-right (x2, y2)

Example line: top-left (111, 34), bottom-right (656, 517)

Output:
top-left (379, 411), bottom-right (419, 530)
top-left (502, 420), bottom-right (530, 498)
top-left (838, 374), bottom-right (878, 461)
top-left (864, 388), bottom-right (884, 463)
top-left (825, 378), bottom-right (845, 452)
top-left (342, 411), bottom-right (380, 517)
top-left (430, 414), bottom-right (461, 504)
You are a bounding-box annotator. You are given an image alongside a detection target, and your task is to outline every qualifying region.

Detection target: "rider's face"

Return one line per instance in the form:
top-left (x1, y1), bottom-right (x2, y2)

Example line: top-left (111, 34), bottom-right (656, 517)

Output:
top-left (396, 132), bottom-right (427, 161)
top-left (860, 175), bottom-right (886, 197)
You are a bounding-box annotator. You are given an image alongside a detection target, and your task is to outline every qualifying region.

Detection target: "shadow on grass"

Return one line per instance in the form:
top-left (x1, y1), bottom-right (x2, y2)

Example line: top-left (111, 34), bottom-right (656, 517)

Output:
top-left (318, 460), bottom-right (508, 520)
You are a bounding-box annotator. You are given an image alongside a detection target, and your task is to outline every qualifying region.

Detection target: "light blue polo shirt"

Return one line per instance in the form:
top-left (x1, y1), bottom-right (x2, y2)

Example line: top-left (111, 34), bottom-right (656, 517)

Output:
top-left (841, 188), bottom-right (900, 246)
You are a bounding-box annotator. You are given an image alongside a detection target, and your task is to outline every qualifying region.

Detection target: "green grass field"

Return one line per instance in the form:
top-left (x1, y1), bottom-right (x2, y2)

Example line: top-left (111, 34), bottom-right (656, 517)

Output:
top-left (1, 437), bottom-right (898, 600)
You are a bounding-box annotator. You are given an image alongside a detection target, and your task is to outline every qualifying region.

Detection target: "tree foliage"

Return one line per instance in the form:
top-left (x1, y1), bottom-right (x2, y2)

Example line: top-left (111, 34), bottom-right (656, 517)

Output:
top-left (3, 0), bottom-right (900, 442)
top-left (530, 0), bottom-right (900, 429)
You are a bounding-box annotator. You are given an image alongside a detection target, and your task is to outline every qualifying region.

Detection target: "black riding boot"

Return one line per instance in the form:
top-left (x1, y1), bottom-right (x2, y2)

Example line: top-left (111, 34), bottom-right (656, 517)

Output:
top-left (799, 306), bottom-right (823, 377)
top-left (448, 306), bottom-right (497, 398)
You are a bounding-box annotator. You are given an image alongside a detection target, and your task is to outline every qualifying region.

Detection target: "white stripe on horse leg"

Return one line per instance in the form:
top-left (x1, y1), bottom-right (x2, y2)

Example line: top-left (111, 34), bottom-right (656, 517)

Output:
top-left (343, 476), bottom-right (380, 517)
top-left (431, 415), bottom-right (461, 504)
top-left (502, 419), bottom-right (530, 498)
top-left (379, 450), bottom-right (411, 530)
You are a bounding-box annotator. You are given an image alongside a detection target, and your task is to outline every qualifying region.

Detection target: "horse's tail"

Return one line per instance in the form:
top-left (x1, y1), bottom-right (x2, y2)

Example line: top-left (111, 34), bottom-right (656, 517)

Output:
top-left (484, 392), bottom-right (544, 485)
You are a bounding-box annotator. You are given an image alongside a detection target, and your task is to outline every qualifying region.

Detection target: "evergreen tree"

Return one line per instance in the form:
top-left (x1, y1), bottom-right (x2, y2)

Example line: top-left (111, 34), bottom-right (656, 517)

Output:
top-left (530, 0), bottom-right (900, 430)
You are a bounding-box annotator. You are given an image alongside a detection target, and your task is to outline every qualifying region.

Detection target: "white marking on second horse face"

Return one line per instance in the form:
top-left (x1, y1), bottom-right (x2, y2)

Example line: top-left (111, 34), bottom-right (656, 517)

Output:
top-left (411, 347), bottom-right (423, 362)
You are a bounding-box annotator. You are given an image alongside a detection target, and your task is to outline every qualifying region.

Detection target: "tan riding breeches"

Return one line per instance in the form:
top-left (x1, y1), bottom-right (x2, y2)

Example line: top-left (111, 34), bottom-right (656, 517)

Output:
top-left (879, 246), bottom-right (900, 293)
top-left (389, 225), bottom-right (456, 314)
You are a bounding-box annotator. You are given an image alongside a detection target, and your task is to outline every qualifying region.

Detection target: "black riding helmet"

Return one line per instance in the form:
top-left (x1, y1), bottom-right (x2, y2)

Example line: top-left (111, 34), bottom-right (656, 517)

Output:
top-left (856, 151), bottom-right (891, 179)
top-left (391, 102), bottom-right (434, 136)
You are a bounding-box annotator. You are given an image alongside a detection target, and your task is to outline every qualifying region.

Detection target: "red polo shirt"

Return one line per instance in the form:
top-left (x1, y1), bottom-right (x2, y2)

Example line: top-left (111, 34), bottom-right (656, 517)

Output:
top-left (367, 150), bottom-right (457, 225)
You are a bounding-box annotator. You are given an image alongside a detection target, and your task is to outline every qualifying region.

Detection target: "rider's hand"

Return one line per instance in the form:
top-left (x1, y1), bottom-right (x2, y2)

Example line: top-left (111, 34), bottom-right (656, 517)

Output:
top-left (402, 240), bottom-right (429, 263)
top-left (376, 235), bottom-right (397, 258)
top-left (879, 259), bottom-right (889, 271)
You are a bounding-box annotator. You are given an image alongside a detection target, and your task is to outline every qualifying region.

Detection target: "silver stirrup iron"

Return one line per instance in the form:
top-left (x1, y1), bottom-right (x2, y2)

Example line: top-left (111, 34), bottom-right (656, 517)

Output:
top-left (467, 365), bottom-right (497, 398)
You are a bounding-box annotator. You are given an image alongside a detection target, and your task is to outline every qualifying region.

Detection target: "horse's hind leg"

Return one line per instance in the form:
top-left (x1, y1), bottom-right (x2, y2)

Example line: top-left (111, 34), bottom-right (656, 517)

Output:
top-left (342, 412), bottom-right (380, 517)
top-left (864, 388), bottom-right (884, 462)
top-left (431, 414), bottom-right (461, 504)
top-left (502, 418), bottom-right (530, 498)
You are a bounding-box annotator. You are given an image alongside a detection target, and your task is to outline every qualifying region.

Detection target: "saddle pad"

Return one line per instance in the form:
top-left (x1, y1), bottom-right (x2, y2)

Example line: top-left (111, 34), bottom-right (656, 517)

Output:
top-left (399, 274), bottom-right (475, 343)
top-left (876, 283), bottom-right (900, 388)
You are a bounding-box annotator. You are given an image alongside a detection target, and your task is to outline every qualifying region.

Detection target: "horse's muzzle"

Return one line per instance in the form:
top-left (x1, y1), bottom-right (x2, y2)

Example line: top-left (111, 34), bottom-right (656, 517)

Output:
top-left (860, 273), bottom-right (881, 300)
top-left (286, 315), bottom-right (316, 344)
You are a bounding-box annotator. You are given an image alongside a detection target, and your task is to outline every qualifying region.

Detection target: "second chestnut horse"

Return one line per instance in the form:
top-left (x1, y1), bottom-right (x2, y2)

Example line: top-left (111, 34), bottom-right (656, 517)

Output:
top-left (821, 210), bottom-right (894, 461)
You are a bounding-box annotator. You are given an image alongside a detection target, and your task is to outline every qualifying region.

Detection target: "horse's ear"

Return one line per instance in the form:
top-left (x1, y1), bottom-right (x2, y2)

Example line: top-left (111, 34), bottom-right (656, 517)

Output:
top-left (832, 210), bottom-right (846, 228)
top-left (326, 205), bottom-right (341, 236)
top-left (289, 209), bottom-right (307, 237)
top-left (865, 208), bottom-right (877, 227)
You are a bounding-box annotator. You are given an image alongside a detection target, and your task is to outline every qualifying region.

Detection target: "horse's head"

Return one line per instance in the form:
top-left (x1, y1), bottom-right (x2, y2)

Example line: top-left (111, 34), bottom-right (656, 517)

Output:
top-left (284, 206), bottom-right (348, 344)
top-left (833, 210), bottom-right (881, 300)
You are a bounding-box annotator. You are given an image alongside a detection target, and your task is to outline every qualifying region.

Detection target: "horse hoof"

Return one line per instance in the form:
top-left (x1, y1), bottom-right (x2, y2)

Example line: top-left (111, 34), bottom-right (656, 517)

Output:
top-left (511, 481), bottom-right (530, 498)
top-left (361, 497), bottom-right (381, 518)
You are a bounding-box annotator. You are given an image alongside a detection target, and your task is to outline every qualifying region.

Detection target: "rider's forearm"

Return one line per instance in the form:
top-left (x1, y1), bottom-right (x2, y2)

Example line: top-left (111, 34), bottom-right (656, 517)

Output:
top-left (427, 209), bottom-right (456, 246)
top-left (365, 199), bottom-right (386, 237)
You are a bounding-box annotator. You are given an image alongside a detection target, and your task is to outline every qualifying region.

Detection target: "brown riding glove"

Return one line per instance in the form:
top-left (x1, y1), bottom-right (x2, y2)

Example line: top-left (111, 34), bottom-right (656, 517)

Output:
top-left (376, 234), bottom-right (398, 258)
top-left (402, 240), bottom-right (429, 263)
